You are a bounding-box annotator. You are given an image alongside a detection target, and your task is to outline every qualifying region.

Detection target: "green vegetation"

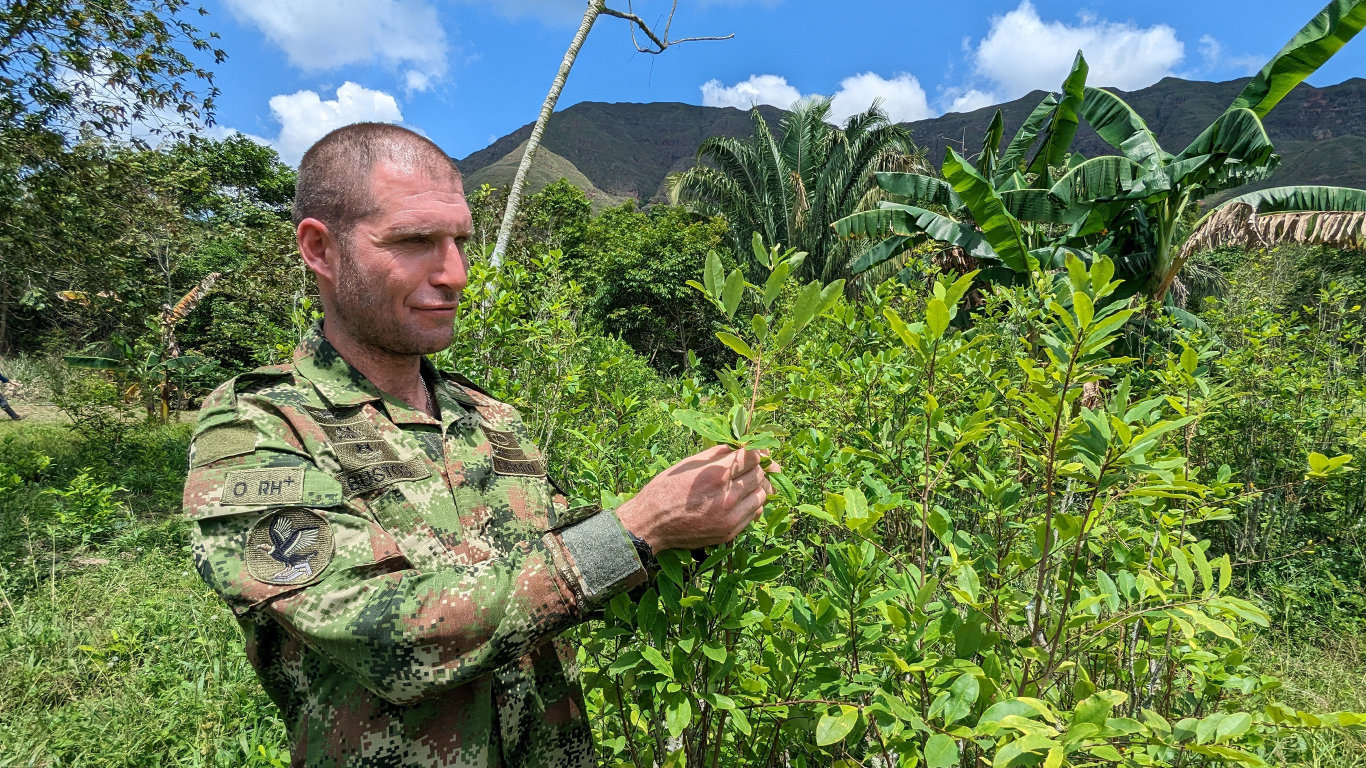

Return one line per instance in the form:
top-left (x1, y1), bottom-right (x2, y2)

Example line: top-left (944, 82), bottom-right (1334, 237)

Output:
top-left (3, 0), bottom-right (1366, 765)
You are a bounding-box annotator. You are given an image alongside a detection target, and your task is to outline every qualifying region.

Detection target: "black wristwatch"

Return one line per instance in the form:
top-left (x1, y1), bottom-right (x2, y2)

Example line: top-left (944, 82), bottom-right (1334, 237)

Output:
top-left (625, 530), bottom-right (659, 579)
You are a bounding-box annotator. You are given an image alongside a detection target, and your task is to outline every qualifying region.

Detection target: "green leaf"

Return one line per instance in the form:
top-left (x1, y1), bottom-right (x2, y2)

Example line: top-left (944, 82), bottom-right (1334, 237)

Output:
top-left (640, 645), bottom-right (673, 678)
top-left (665, 696), bottom-right (692, 738)
top-left (791, 281), bottom-right (823, 331)
top-left (943, 269), bottom-right (980, 308)
top-left (925, 734), bottom-right (959, 768)
top-left (942, 148), bottom-right (1030, 272)
top-left (722, 268), bottom-right (746, 319)
top-left (703, 251), bottom-right (723, 297)
top-left (716, 332), bottom-right (757, 361)
top-left (926, 298), bottom-right (950, 339)
top-left (702, 641), bottom-right (727, 663)
top-left (769, 472), bottom-right (798, 505)
top-left (672, 409), bottom-right (734, 445)
top-left (943, 673), bottom-right (980, 725)
top-left (1073, 292), bottom-right (1094, 330)
top-left (815, 705), bottom-right (859, 746)
top-left (763, 260), bottom-right (793, 308)
top-left (751, 231), bottom-right (770, 268)
top-left (1230, 0), bottom-right (1366, 118)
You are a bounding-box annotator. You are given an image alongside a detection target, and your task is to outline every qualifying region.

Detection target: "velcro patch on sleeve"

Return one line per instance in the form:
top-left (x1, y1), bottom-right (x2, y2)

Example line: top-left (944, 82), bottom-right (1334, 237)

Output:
top-left (191, 423), bottom-right (258, 468)
top-left (245, 508), bottom-right (334, 586)
top-left (221, 467), bottom-right (306, 506)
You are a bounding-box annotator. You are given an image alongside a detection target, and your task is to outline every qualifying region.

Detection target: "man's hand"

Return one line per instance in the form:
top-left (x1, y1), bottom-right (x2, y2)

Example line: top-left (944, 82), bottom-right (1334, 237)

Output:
top-left (615, 445), bottom-right (782, 554)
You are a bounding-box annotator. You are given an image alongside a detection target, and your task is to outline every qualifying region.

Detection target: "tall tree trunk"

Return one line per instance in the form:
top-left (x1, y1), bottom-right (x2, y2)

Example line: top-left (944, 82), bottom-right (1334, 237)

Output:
top-left (490, 0), bottom-right (603, 265)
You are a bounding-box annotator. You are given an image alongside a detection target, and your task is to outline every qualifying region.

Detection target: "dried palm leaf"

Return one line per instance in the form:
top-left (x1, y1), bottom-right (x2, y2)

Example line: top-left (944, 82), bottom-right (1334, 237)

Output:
top-left (1181, 205), bottom-right (1366, 261)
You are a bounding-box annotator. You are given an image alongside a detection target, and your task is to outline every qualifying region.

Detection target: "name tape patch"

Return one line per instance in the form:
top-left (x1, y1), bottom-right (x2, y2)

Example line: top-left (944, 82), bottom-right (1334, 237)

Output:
top-left (222, 467), bottom-right (306, 505)
top-left (483, 427), bottom-right (546, 477)
top-left (339, 459), bottom-right (430, 497)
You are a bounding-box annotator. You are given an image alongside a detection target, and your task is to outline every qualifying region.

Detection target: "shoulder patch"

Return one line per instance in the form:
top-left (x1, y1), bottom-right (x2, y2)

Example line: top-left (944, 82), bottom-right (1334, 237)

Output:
top-left (245, 508), bottom-right (334, 585)
top-left (221, 467), bottom-right (306, 505)
top-left (191, 422), bottom-right (257, 468)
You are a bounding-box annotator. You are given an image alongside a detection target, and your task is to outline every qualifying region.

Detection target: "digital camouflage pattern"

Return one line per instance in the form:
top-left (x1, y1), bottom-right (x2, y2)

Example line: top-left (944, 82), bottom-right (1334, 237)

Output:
top-left (184, 326), bottom-right (646, 767)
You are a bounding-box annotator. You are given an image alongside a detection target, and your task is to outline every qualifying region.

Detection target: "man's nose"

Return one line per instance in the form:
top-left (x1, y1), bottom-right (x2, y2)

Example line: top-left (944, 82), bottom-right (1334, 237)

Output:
top-left (432, 237), bottom-right (468, 291)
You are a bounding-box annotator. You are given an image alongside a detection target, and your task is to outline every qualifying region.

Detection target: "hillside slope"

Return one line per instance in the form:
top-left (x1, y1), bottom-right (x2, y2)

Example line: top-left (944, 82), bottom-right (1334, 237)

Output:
top-left (460, 78), bottom-right (1366, 205)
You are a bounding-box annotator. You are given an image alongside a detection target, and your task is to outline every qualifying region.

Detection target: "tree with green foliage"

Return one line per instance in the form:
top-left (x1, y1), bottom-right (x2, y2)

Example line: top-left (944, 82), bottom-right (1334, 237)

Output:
top-left (669, 97), bottom-right (923, 285)
top-left (0, 0), bottom-right (227, 352)
top-left (583, 203), bottom-right (729, 372)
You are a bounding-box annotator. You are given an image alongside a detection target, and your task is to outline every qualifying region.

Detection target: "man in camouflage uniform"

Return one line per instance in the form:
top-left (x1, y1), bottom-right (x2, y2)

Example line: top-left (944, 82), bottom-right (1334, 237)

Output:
top-left (183, 123), bottom-right (776, 767)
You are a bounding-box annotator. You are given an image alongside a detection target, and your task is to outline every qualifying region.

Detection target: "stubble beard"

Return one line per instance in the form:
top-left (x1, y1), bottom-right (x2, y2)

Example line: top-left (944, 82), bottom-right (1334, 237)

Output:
top-left (332, 245), bottom-right (457, 357)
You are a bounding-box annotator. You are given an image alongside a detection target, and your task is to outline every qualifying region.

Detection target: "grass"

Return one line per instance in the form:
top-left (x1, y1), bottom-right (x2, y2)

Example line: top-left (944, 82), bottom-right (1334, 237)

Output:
top-left (0, 547), bottom-right (288, 767)
top-left (2, 418), bottom-right (1366, 767)
top-left (1254, 635), bottom-right (1366, 768)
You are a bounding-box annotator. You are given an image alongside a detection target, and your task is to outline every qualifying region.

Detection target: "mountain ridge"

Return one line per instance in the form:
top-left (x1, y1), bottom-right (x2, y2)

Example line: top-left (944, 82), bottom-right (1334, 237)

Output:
top-left (458, 77), bottom-right (1366, 205)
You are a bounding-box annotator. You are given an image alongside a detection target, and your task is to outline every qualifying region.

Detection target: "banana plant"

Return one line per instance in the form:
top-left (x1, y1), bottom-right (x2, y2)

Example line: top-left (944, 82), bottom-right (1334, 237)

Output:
top-left (834, 52), bottom-right (1100, 284)
top-left (1049, 0), bottom-right (1366, 304)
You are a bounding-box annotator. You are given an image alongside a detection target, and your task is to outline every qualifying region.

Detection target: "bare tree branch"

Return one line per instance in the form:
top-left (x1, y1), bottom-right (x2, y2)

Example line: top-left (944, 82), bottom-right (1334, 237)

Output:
top-left (490, 1), bottom-right (731, 265)
top-left (601, 1), bottom-right (734, 53)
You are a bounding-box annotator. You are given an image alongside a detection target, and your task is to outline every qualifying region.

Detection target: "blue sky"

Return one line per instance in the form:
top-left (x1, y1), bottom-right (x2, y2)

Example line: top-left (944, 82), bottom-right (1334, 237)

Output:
top-left (191, 0), bottom-right (1366, 164)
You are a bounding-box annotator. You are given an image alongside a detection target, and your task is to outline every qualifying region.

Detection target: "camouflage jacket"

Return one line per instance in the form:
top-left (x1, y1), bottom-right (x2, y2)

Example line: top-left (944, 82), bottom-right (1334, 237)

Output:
top-left (183, 328), bottom-right (646, 767)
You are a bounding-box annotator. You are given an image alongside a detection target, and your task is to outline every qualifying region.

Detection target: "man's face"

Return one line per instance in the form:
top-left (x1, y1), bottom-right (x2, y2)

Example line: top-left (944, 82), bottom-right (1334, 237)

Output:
top-left (331, 161), bottom-right (472, 357)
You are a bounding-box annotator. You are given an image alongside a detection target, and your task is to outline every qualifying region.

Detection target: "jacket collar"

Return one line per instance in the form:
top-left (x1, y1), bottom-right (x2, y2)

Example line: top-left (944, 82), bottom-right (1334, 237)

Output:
top-left (292, 323), bottom-right (476, 422)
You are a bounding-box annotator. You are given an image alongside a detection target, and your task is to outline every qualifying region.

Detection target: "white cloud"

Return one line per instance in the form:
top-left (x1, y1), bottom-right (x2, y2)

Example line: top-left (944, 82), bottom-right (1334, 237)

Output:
top-left (701, 74), bottom-right (804, 111)
top-left (967, 1), bottom-right (1184, 99)
top-left (1199, 34), bottom-right (1263, 77)
top-left (943, 88), bottom-right (998, 115)
top-left (701, 72), bottom-right (932, 124)
top-left (265, 82), bottom-right (404, 165)
top-left (828, 72), bottom-right (932, 124)
top-left (225, 0), bottom-right (448, 92)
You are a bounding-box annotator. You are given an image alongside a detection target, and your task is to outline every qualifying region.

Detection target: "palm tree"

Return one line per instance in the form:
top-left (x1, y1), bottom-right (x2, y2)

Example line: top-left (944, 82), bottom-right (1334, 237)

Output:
top-left (668, 97), bottom-right (924, 284)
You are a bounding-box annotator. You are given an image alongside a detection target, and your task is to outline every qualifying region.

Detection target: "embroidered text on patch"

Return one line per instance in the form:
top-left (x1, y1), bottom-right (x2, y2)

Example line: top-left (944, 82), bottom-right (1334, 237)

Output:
top-left (221, 467), bottom-right (306, 505)
top-left (245, 508), bottom-right (335, 585)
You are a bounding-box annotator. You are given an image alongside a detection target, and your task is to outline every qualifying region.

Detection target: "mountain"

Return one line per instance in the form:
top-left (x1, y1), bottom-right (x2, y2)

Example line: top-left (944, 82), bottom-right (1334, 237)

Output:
top-left (464, 140), bottom-right (631, 210)
top-left (458, 77), bottom-right (1366, 206)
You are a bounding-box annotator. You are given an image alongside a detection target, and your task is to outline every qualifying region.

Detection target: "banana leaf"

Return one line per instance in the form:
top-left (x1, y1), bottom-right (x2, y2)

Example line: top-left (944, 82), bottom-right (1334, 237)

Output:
top-left (995, 94), bottom-right (1059, 185)
top-left (1001, 188), bottom-right (1082, 225)
top-left (874, 172), bottom-right (963, 212)
top-left (1169, 109), bottom-right (1276, 190)
top-left (835, 203), bottom-right (1000, 268)
top-left (979, 109), bottom-right (1004, 179)
top-left (1079, 87), bottom-right (1166, 171)
top-left (943, 148), bottom-right (1030, 272)
top-left (1027, 52), bottom-right (1089, 184)
top-left (1050, 156), bottom-right (1143, 205)
top-left (1229, 0), bottom-right (1366, 118)
top-left (849, 234), bottom-right (912, 275)
top-left (1221, 184), bottom-right (1366, 212)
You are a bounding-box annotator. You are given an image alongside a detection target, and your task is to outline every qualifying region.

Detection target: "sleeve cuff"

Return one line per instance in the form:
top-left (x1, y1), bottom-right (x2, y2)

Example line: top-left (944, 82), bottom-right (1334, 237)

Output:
top-left (544, 509), bottom-right (646, 612)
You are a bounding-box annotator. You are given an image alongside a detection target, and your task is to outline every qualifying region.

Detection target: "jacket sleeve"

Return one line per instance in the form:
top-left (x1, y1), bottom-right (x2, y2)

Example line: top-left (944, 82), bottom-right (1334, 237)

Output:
top-left (184, 394), bottom-right (644, 706)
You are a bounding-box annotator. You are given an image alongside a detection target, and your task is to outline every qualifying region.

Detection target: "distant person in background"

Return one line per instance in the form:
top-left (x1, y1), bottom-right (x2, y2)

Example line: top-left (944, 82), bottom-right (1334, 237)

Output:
top-left (0, 370), bottom-right (22, 420)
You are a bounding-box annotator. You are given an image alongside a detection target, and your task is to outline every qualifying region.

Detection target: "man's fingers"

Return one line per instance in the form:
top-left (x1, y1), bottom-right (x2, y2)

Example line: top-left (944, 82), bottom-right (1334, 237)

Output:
top-left (724, 448), bottom-right (763, 480)
top-left (726, 488), bottom-right (768, 538)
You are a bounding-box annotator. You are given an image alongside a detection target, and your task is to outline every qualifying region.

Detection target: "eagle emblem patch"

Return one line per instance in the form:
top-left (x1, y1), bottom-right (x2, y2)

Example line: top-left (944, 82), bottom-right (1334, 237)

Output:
top-left (245, 508), bottom-right (335, 585)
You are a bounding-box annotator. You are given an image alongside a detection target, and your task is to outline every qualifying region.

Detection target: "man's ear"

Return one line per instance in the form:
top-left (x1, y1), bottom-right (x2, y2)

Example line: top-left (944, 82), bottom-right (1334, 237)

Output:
top-left (297, 218), bottom-right (340, 286)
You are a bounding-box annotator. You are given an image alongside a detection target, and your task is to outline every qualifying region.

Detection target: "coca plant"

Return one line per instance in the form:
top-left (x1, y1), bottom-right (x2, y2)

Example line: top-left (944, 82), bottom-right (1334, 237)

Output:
top-left (565, 237), bottom-right (1362, 767)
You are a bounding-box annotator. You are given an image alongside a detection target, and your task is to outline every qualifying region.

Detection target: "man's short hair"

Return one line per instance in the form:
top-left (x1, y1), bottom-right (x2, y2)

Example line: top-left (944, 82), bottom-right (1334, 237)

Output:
top-left (292, 123), bottom-right (462, 245)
